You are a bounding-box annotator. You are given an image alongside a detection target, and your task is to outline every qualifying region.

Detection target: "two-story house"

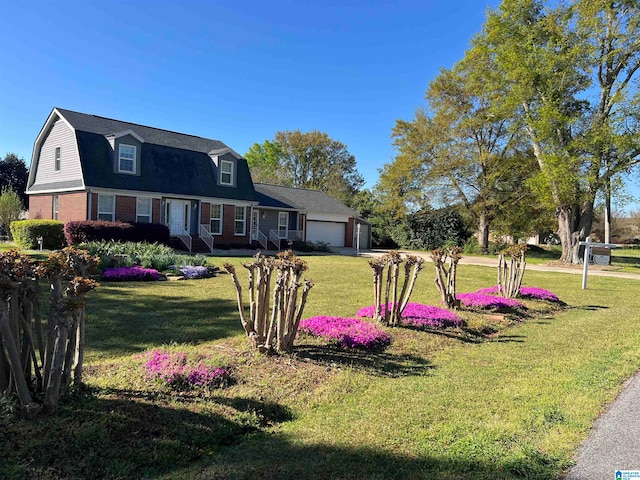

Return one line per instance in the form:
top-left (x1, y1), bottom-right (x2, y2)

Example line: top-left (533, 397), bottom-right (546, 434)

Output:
top-left (27, 108), bottom-right (371, 251)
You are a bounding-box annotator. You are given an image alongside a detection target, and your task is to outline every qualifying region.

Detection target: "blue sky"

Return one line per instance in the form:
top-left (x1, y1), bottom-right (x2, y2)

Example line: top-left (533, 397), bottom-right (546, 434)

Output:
top-left (0, 0), bottom-right (501, 190)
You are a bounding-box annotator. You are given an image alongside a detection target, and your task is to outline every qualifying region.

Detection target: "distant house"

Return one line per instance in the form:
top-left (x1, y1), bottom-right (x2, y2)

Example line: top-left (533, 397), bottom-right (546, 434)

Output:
top-left (27, 108), bottom-right (370, 251)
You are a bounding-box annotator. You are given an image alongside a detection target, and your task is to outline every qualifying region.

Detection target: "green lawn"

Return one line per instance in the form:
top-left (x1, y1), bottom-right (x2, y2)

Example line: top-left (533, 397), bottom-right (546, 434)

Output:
top-left (2, 254), bottom-right (640, 479)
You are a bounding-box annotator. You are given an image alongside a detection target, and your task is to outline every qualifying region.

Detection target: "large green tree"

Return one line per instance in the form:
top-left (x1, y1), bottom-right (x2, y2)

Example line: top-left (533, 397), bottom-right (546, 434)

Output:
top-left (0, 153), bottom-right (28, 208)
top-left (245, 130), bottom-right (364, 205)
top-left (482, 0), bottom-right (640, 263)
top-left (382, 47), bottom-right (540, 251)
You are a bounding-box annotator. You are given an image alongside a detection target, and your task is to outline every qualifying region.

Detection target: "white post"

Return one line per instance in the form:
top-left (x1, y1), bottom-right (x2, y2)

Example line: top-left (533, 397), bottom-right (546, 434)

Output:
top-left (356, 223), bottom-right (361, 256)
top-left (582, 237), bottom-right (591, 290)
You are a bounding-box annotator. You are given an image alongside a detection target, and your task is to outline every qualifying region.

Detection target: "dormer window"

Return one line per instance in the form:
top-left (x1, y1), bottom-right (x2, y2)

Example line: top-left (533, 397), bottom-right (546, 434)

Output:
top-left (220, 159), bottom-right (233, 185)
top-left (118, 144), bottom-right (136, 173)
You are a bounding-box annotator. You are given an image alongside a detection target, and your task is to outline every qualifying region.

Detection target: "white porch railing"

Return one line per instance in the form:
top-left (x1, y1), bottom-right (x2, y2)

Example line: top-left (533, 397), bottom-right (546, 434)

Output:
top-left (256, 230), bottom-right (268, 250)
top-left (176, 230), bottom-right (192, 253)
top-left (199, 224), bottom-right (214, 253)
top-left (267, 229), bottom-right (304, 249)
top-left (268, 230), bottom-right (280, 249)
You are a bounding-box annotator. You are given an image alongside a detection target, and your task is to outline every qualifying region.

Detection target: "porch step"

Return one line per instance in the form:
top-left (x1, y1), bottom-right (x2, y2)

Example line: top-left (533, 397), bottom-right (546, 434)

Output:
top-left (190, 236), bottom-right (212, 253)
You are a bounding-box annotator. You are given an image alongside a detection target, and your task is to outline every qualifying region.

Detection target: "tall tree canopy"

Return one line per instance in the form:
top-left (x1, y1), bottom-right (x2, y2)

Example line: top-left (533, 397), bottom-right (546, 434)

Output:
top-left (381, 44), bottom-right (544, 251)
top-left (0, 153), bottom-right (28, 208)
top-left (481, 0), bottom-right (640, 262)
top-left (245, 130), bottom-right (364, 205)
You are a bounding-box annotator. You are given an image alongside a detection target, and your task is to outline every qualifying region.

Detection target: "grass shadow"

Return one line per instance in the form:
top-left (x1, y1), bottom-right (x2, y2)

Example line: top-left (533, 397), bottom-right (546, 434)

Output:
top-left (577, 305), bottom-right (610, 311)
top-left (294, 344), bottom-right (434, 377)
top-left (0, 387), bottom-right (292, 480)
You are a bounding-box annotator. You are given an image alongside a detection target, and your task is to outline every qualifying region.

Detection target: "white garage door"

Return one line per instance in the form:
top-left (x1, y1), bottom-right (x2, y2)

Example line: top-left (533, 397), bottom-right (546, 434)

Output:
top-left (306, 221), bottom-right (346, 247)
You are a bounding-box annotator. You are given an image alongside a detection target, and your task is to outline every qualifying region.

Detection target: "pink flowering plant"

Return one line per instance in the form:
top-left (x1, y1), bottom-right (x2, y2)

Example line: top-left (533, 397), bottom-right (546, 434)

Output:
top-left (475, 286), bottom-right (561, 303)
top-left (141, 349), bottom-right (231, 390)
top-left (457, 292), bottom-right (525, 311)
top-left (103, 265), bottom-right (160, 281)
top-left (298, 316), bottom-right (391, 351)
top-left (357, 303), bottom-right (463, 329)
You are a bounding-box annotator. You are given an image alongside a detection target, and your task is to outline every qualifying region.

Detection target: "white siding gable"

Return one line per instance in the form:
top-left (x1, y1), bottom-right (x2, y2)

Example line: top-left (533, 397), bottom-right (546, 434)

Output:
top-left (32, 118), bottom-right (83, 189)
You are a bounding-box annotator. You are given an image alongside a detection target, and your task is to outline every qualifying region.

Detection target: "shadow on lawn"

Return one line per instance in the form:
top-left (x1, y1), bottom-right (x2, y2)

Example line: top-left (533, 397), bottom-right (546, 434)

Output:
top-left (177, 431), bottom-right (564, 480)
top-left (0, 389), bottom-right (292, 480)
top-left (83, 284), bottom-right (242, 356)
top-left (294, 344), bottom-right (434, 377)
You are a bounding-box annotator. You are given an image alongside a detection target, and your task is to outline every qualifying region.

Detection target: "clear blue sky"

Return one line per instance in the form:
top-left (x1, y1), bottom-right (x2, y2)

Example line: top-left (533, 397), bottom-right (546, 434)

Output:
top-left (1, 0), bottom-right (501, 190)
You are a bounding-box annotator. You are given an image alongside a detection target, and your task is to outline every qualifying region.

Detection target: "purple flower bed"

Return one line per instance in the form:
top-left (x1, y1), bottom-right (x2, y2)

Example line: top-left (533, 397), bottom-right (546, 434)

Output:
top-left (457, 293), bottom-right (525, 310)
top-left (357, 303), bottom-right (463, 329)
top-left (179, 265), bottom-right (210, 279)
top-left (299, 316), bottom-right (391, 350)
top-left (519, 287), bottom-right (561, 302)
top-left (103, 266), bottom-right (160, 281)
top-left (141, 350), bottom-right (230, 390)
top-left (475, 286), bottom-right (561, 302)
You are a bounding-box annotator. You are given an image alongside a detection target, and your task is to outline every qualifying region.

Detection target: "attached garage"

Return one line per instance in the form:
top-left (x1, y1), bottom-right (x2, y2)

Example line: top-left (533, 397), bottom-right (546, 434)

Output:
top-left (306, 220), bottom-right (346, 247)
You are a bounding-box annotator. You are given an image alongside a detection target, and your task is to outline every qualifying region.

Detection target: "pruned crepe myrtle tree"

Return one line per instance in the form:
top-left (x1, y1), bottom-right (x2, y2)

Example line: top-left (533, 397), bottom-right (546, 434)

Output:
top-left (481, 0), bottom-right (640, 263)
top-left (0, 247), bottom-right (99, 416)
top-left (497, 244), bottom-right (528, 298)
top-left (368, 251), bottom-right (424, 326)
top-left (224, 251), bottom-right (313, 353)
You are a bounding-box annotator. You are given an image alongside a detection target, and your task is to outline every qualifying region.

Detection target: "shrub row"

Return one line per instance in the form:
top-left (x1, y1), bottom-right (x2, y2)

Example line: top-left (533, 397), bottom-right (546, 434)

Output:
top-left (10, 220), bottom-right (65, 250)
top-left (64, 221), bottom-right (170, 245)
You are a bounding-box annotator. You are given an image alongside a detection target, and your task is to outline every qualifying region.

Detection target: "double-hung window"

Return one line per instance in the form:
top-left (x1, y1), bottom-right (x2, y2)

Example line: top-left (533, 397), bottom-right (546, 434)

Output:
top-left (220, 160), bottom-right (233, 185)
top-left (54, 147), bottom-right (61, 171)
top-left (210, 204), bottom-right (222, 234)
top-left (98, 194), bottom-right (115, 221)
top-left (136, 197), bottom-right (152, 223)
top-left (234, 206), bottom-right (245, 235)
top-left (52, 195), bottom-right (59, 220)
top-left (118, 144), bottom-right (136, 173)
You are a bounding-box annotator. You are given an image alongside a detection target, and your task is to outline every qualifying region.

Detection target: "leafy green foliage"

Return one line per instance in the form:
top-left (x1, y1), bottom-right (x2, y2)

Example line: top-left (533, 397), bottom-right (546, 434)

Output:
top-left (405, 208), bottom-right (471, 250)
top-left (10, 219), bottom-right (65, 249)
top-left (0, 187), bottom-right (24, 237)
top-left (0, 153), bottom-right (28, 207)
top-left (245, 130), bottom-right (364, 205)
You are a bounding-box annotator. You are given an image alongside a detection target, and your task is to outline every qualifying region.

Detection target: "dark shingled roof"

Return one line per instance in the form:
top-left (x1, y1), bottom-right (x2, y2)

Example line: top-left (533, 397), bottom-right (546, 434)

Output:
top-left (57, 108), bottom-right (228, 153)
top-left (253, 183), bottom-right (358, 216)
top-left (57, 109), bottom-right (256, 201)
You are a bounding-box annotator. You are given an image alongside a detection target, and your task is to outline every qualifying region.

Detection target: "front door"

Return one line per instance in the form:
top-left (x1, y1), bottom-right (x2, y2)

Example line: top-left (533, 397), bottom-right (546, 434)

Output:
top-left (251, 209), bottom-right (260, 241)
top-left (167, 200), bottom-right (190, 236)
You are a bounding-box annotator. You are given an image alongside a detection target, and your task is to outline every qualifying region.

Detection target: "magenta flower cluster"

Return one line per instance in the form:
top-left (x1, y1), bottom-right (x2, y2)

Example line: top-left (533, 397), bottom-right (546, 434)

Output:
top-left (299, 316), bottom-right (391, 350)
top-left (141, 349), bottom-right (230, 390)
top-left (103, 266), bottom-right (160, 281)
top-left (475, 286), bottom-right (560, 302)
top-left (179, 265), bottom-right (210, 279)
top-left (457, 292), bottom-right (525, 310)
top-left (357, 303), bottom-right (463, 329)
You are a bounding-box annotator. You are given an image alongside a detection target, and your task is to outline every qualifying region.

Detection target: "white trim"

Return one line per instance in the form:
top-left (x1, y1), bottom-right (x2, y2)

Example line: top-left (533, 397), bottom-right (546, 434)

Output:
top-left (52, 195), bottom-right (59, 220)
top-left (26, 185), bottom-right (86, 195)
top-left (208, 147), bottom-right (243, 159)
top-left (97, 194), bottom-right (115, 221)
top-left (136, 196), bottom-right (152, 223)
top-left (219, 159), bottom-right (234, 186)
top-left (118, 144), bottom-right (137, 174)
top-left (234, 205), bottom-right (246, 236)
top-left (107, 129), bottom-right (145, 143)
top-left (86, 187), bottom-right (257, 206)
top-left (209, 203), bottom-right (222, 235)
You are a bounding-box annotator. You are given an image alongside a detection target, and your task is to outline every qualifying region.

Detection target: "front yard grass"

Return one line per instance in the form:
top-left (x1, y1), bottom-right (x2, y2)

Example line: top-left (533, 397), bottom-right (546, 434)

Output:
top-left (2, 255), bottom-right (640, 479)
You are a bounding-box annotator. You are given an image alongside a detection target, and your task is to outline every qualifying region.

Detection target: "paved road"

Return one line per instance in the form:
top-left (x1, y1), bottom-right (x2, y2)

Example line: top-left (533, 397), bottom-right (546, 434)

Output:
top-left (565, 370), bottom-right (640, 479)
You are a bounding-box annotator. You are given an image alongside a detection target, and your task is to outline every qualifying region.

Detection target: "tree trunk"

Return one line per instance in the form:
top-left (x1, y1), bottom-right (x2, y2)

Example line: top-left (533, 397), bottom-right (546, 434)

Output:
top-left (478, 213), bottom-right (490, 253)
top-left (557, 201), bottom-right (594, 264)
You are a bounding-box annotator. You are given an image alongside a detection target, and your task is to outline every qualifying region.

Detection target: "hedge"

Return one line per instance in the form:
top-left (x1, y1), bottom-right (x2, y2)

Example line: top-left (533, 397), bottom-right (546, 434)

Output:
top-left (64, 221), bottom-right (170, 245)
top-left (10, 220), bottom-right (65, 250)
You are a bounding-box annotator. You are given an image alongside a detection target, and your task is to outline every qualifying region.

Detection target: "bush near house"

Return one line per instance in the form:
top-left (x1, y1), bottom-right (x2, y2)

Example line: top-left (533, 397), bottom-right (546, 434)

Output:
top-left (10, 219), bottom-right (65, 249)
top-left (65, 220), bottom-right (170, 245)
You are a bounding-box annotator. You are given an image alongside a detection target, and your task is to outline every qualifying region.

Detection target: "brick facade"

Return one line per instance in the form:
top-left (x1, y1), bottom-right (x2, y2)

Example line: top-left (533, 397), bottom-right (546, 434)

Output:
top-left (345, 217), bottom-right (355, 248)
top-left (28, 193), bottom-right (87, 224)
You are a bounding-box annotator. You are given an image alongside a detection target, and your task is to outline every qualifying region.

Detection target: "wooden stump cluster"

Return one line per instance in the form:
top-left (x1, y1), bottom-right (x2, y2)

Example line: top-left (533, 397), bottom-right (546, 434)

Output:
top-left (224, 250), bottom-right (313, 353)
top-left (497, 244), bottom-right (527, 298)
top-left (431, 246), bottom-right (462, 309)
top-left (369, 251), bottom-right (424, 326)
top-left (0, 247), bottom-right (99, 416)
